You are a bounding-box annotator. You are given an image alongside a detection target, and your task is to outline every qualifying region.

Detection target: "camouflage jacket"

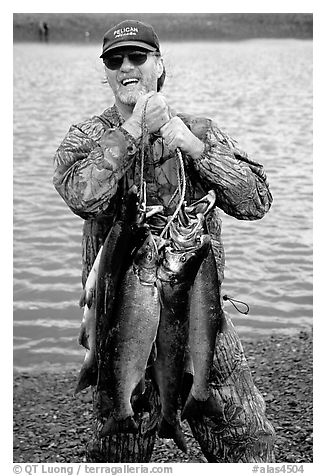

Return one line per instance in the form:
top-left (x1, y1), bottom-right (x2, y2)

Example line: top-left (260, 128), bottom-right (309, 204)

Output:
top-left (53, 105), bottom-right (272, 285)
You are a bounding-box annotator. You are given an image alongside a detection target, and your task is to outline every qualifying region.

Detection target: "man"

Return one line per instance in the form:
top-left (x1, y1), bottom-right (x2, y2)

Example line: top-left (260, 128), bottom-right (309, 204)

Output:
top-left (53, 19), bottom-right (275, 463)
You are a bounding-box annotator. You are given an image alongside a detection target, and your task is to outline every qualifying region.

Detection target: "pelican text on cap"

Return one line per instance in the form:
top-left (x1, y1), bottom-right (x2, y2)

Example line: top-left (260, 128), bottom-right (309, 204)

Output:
top-left (114, 27), bottom-right (139, 38)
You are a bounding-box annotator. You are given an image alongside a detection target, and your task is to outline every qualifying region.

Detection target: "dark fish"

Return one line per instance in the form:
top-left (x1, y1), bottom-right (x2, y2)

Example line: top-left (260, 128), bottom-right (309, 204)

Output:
top-left (181, 246), bottom-right (226, 421)
top-left (95, 186), bottom-right (142, 408)
top-left (75, 189), bottom-right (163, 396)
top-left (176, 191), bottom-right (226, 421)
top-left (100, 227), bottom-right (160, 436)
top-left (75, 185), bottom-right (140, 397)
top-left (154, 227), bottom-right (211, 453)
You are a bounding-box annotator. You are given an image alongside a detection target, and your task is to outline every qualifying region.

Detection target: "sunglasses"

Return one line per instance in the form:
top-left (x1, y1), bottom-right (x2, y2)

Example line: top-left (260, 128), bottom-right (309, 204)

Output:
top-left (103, 51), bottom-right (157, 70)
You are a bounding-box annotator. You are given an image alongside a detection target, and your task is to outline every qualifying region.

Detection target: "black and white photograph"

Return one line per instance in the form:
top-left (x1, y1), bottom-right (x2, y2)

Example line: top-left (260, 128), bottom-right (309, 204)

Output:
top-left (12, 4), bottom-right (314, 470)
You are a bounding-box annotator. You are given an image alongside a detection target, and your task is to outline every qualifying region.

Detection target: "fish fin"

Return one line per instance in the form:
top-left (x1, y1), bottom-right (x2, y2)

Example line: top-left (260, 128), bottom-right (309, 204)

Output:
top-left (100, 416), bottom-right (138, 437)
top-left (85, 288), bottom-right (95, 309)
top-left (79, 289), bottom-right (86, 308)
top-left (139, 378), bottom-right (146, 394)
top-left (132, 378), bottom-right (145, 397)
top-left (158, 418), bottom-right (188, 454)
top-left (181, 394), bottom-right (225, 421)
top-left (147, 343), bottom-right (157, 367)
top-left (74, 365), bottom-right (97, 395)
top-left (146, 366), bottom-right (160, 393)
top-left (79, 286), bottom-right (95, 308)
top-left (77, 326), bottom-right (90, 350)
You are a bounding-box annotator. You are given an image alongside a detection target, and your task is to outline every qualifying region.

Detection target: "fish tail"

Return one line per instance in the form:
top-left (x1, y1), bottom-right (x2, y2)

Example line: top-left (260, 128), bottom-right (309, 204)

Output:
top-left (100, 415), bottom-right (138, 437)
top-left (158, 417), bottom-right (188, 454)
top-left (74, 365), bottom-right (97, 395)
top-left (181, 393), bottom-right (225, 421)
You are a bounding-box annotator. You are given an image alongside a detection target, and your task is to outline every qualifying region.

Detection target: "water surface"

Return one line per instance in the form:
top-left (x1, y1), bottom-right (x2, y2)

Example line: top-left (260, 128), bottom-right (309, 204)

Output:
top-left (13, 40), bottom-right (313, 371)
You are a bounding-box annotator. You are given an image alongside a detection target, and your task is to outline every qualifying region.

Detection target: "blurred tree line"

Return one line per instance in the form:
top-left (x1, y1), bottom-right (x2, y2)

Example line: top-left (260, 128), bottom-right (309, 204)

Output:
top-left (13, 13), bottom-right (312, 43)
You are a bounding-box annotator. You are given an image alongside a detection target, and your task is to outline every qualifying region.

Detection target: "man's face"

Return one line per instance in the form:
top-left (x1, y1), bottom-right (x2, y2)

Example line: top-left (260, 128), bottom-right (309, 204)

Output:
top-left (104, 47), bottom-right (163, 109)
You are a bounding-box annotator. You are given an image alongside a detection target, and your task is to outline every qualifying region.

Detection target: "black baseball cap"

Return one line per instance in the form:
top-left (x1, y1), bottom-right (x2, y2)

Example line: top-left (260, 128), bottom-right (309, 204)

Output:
top-left (100, 20), bottom-right (161, 58)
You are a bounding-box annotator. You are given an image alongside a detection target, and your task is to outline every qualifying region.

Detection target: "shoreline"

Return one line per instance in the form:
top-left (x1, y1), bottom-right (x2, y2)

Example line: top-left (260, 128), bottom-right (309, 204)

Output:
top-left (13, 13), bottom-right (312, 44)
top-left (13, 331), bottom-right (312, 463)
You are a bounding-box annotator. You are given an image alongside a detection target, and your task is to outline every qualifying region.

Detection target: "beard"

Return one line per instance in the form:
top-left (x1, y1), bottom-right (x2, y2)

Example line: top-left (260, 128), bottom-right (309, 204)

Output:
top-left (108, 70), bottom-right (158, 107)
top-left (117, 83), bottom-right (148, 106)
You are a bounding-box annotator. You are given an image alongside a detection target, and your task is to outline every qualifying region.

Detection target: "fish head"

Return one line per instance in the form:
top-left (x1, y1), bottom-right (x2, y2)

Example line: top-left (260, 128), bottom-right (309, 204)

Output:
top-left (133, 230), bottom-right (159, 285)
top-left (159, 234), bottom-right (210, 282)
top-left (169, 213), bottom-right (206, 250)
top-left (134, 230), bottom-right (158, 269)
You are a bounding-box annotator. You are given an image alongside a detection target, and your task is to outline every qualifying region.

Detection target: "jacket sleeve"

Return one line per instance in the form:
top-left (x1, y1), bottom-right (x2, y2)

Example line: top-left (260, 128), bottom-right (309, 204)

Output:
top-left (53, 117), bottom-right (139, 219)
top-left (188, 117), bottom-right (273, 220)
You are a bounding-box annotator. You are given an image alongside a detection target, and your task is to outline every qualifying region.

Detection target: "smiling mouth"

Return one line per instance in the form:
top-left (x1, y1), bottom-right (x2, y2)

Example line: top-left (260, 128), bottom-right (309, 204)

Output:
top-left (121, 78), bottom-right (139, 86)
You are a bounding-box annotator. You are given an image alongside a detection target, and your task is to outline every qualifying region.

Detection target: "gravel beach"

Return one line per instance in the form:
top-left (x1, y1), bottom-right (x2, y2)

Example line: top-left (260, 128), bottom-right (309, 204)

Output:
top-left (13, 331), bottom-right (312, 464)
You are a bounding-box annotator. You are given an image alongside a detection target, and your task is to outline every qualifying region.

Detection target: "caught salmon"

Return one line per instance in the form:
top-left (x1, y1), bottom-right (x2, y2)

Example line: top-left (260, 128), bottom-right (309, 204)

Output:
top-left (75, 185), bottom-right (163, 398)
top-left (74, 246), bottom-right (103, 394)
top-left (100, 227), bottom-right (160, 437)
top-left (75, 186), bottom-right (139, 399)
top-left (154, 227), bottom-right (211, 453)
top-left (95, 186), bottom-right (142, 409)
top-left (181, 246), bottom-right (226, 421)
top-left (176, 190), bottom-right (226, 421)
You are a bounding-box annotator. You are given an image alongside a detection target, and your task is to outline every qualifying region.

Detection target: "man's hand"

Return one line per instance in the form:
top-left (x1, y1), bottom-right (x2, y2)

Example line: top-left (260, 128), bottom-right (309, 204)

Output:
top-left (160, 116), bottom-right (205, 159)
top-left (123, 92), bottom-right (170, 139)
